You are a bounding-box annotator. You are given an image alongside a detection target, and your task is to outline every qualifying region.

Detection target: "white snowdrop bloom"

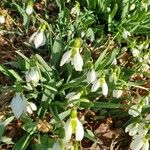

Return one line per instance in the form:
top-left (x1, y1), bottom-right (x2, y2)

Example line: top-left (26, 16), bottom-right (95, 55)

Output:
top-left (60, 49), bottom-right (83, 71)
top-left (132, 48), bottom-right (140, 57)
top-left (0, 15), bottom-right (5, 24)
top-left (26, 5), bottom-right (33, 15)
top-left (86, 68), bottom-right (97, 83)
top-left (125, 123), bottom-right (139, 136)
top-left (25, 67), bottom-right (40, 86)
top-left (64, 117), bottom-right (84, 143)
top-left (65, 92), bottom-right (81, 101)
top-left (72, 50), bottom-right (83, 71)
top-left (26, 102), bottom-right (37, 114)
top-left (11, 93), bottom-right (27, 119)
top-left (29, 30), bottom-right (46, 48)
top-left (91, 79), bottom-right (100, 92)
top-left (128, 105), bottom-right (142, 117)
top-left (130, 135), bottom-right (149, 150)
top-left (141, 63), bottom-right (149, 72)
top-left (122, 29), bottom-right (131, 39)
top-left (102, 81), bottom-right (108, 96)
top-left (113, 89), bottom-right (123, 98)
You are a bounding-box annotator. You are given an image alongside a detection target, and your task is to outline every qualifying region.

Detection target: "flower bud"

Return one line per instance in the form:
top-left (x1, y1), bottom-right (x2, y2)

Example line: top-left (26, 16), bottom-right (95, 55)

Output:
top-left (86, 68), bottom-right (97, 83)
top-left (25, 67), bottom-right (40, 86)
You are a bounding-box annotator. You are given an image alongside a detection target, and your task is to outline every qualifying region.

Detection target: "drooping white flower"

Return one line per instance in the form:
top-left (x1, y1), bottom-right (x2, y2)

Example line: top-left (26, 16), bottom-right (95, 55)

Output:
top-left (102, 81), bottom-right (108, 96)
top-left (130, 135), bottom-right (149, 150)
top-left (125, 122), bottom-right (139, 136)
top-left (29, 30), bottom-right (46, 49)
top-left (10, 93), bottom-right (27, 119)
top-left (26, 102), bottom-right (37, 114)
top-left (113, 89), bottom-right (123, 98)
top-left (128, 105), bottom-right (142, 117)
top-left (132, 48), bottom-right (140, 57)
top-left (65, 92), bottom-right (81, 101)
top-left (86, 68), bottom-right (97, 83)
top-left (25, 67), bottom-right (40, 86)
top-left (0, 15), bottom-right (5, 24)
top-left (60, 48), bottom-right (83, 71)
top-left (72, 50), bottom-right (83, 71)
top-left (91, 79), bottom-right (100, 92)
top-left (26, 5), bottom-right (33, 15)
top-left (64, 117), bottom-right (84, 143)
top-left (122, 29), bottom-right (131, 39)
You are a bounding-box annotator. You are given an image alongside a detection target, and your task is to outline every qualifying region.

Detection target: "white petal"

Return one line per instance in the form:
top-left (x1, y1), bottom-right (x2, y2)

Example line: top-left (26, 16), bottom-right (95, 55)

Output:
top-left (142, 140), bottom-right (149, 150)
top-left (28, 102), bottom-right (37, 111)
top-left (10, 93), bottom-right (27, 119)
top-left (29, 31), bottom-right (38, 43)
top-left (75, 118), bottom-right (84, 141)
top-left (26, 5), bottom-right (33, 15)
top-left (102, 81), bottom-right (108, 96)
top-left (0, 15), bottom-right (5, 24)
top-left (128, 105), bottom-right (142, 117)
top-left (72, 51), bottom-right (83, 71)
top-left (65, 92), bottom-right (80, 100)
top-left (26, 105), bottom-right (33, 114)
top-left (113, 89), bottom-right (123, 98)
top-left (86, 69), bottom-right (97, 83)
top-left (34, 31), bottom-right (46, 48)
top-left (122, 30), bottom-right (131, 39)
top-left (137, 124), bottom-right (148, 135)
top-left (125, 123), bottom-right (139, 136)
top-left (91, 79), bottom-right (100, 92)
top-left (64, 119), bottom-right (72, 143)
top-left (60, 51), bottom-right (71, 66)
top-left (52, 141), bottom-right (61, 150)
top-left (130, 135), bottom-right (144, 150)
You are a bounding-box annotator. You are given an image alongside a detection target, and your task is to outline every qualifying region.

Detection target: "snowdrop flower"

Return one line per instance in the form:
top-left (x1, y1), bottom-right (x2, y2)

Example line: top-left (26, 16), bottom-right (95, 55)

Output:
top-left (102, 80), bottom-right (108, 96)
top-left (128, 105), bottom-right (142, 117)
top-left (72, 49), bottom-right (83, 71)
top-left (145, 113), bottom-right (150, 121)
top-left (25, 67), bottom-right (40, 86)
top-left (65, 92), bottom-right (81, 101)
top-left (60, 48), bottom-right (83, 71)
top-left (130, 134), bottom-right (149, 150)
top-left (26, 102), bottom-right (37, 114)
top-left (11, 93), bottom-right (27, 119)
top-left (29, 26), bottom-right (46, 49)
top-left (0, 15), bottom-right (5, 24)
top-left (91, 79), bottom-right (100, 92)
top-left (64, 110), bottom-right (84, 143)
top-left (86, 68), bottom-right (97, 83)
top-left (122, 29), bottom-right (131, 39)
top-left (26, 5), bottom-right (33, 15)
top-left (125, 122), bottom-right (140, 136)
top-left (132, 48), bottom-right (140, 57)
top-left (113, 89), bottom-right (123, 98)
top-left (64, 117), bottom-right (84, 143)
